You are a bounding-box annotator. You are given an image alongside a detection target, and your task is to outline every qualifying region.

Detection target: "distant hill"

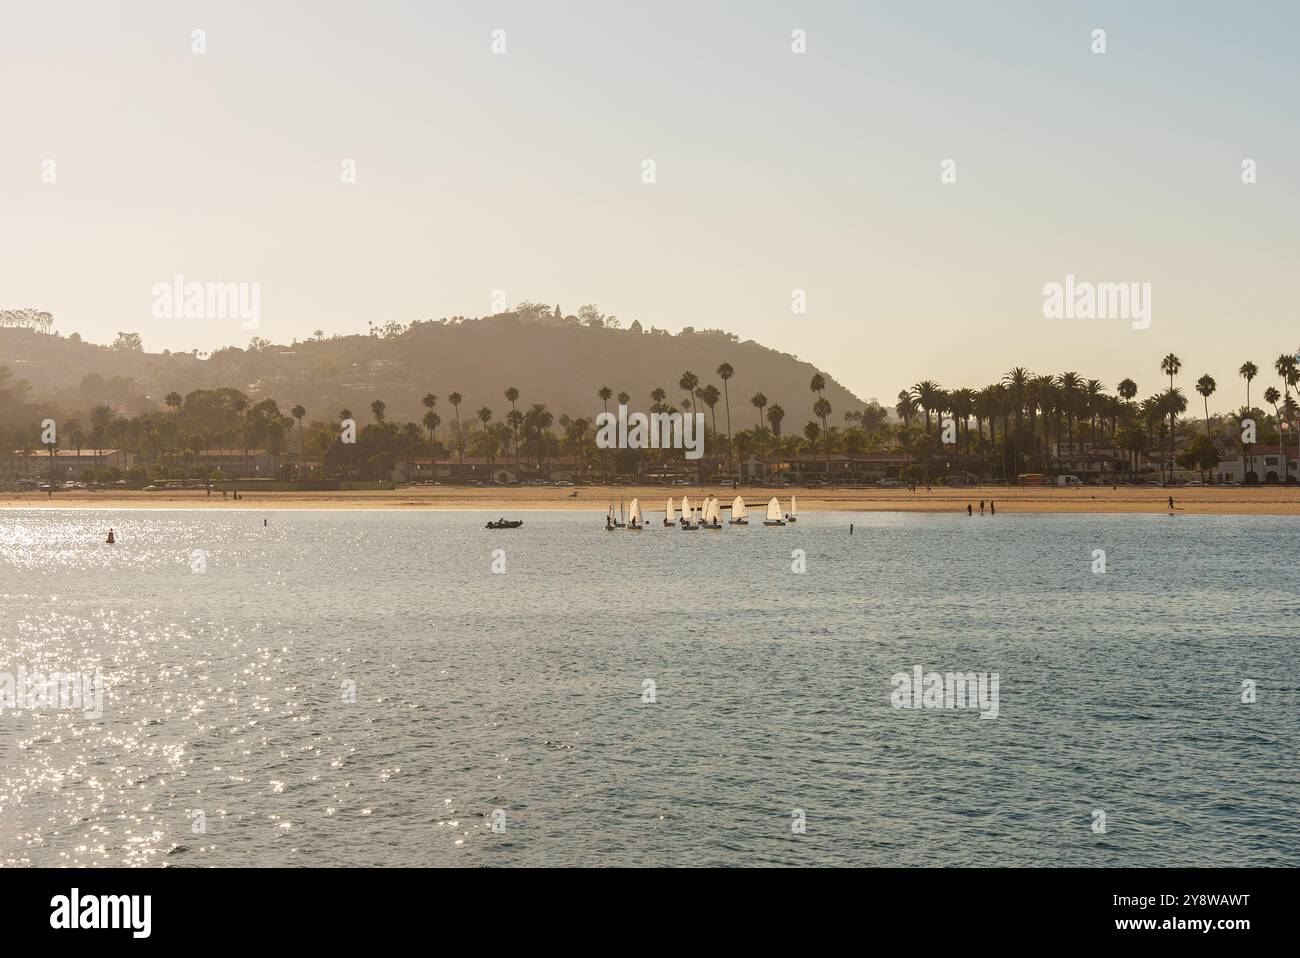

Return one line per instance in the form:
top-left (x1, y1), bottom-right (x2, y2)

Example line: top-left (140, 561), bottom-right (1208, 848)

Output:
top-left (0, 315), bottom-right (868, 427)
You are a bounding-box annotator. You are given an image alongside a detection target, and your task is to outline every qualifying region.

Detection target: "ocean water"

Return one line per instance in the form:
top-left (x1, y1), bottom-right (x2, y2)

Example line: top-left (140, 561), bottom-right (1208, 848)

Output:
top-left (1, 507), bottom-right (1297, 868)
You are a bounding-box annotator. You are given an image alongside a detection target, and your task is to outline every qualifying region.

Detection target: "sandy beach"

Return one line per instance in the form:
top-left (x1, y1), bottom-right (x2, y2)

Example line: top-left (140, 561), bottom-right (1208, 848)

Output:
top-left (5, 484), bottom-right (1300, 515)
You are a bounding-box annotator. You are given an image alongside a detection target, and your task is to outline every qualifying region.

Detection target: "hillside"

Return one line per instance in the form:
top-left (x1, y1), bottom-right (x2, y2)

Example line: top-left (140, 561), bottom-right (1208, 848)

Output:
top-left (0, 315), bottom-right (868, 427)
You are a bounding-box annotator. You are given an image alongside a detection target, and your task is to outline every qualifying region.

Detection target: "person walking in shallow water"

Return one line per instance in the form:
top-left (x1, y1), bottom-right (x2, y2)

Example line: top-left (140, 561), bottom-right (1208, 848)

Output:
top-left (990, 501), bottom-right (996, 515)
top-left (967, 503), bottom-right (972, 516)
top-left (979, 499), bottom-right (985, 515)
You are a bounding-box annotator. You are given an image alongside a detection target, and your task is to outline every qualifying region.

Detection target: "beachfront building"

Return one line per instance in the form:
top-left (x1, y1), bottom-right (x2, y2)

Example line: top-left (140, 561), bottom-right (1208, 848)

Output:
top-left (1215, 444), bottom-right (1298, 484)
top-left (741, 451), bottom-right (910, 484)
top-left (10, 448), bottom-right (134, 480)
top-left (1049, 443), bottom-right (1130, 482)
top-left (193, 449), bottom-right (272, 477)
top-left (392, 457), bottom-right (515, 484)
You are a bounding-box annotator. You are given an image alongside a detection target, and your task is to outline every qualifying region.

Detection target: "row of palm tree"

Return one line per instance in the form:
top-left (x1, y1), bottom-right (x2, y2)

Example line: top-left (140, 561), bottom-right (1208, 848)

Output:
top-left (892, 352), bottom-right (1298, 482)
top-left (9, 349), bottom-right (1297, 486)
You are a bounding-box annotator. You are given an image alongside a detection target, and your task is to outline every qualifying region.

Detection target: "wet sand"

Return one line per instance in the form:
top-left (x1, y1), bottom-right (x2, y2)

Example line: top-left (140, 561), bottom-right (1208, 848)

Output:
top-left (5, 484), bottom-right (1300, 515)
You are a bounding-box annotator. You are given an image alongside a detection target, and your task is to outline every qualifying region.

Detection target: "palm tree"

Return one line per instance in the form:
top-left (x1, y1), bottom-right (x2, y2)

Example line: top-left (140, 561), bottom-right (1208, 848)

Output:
top-left (678, 371), bottom-right (700, 416)
top-left (751, 392), bottom-right (768, 431)
top-left (679, 372), bottom-right (702, 484)
top-left (809, 373), bottom-right (831, 484)
top-left (895, 390), bottom-right (917, 428)
top-left (1195, 375), bottom-right (1216, 481)
top-left (1002, 367), bottom-right (1030, 472)
top-left (448, 392), bottom-right (463, 465)
top-left (370, 399), bottom-right (386, 424)
top-left (1275, 354), bottom-right (1297, 483)
top-left (1239, 361), bottom-right (1258, 481)
top-left (1085, 379), bottom-right (1104, 445)
top-left (766, 404), bottom-right (785, 438)
top-left (229, 394), bottom-right (249, 477)
top-left (1160, 386), bottom-right (1188, 480)
top-left (700, 384), bottom-right (720, 434)
top-left (1262, 385), bottom-right (1282, 481)
top-left (911, 380), bottom-right (941, 433)
top-left (477, 407), bottom-right (493, 463)
top-left (812, 396), bottom-right (832, 483)
top-left (505, 386), bottom-right (520, 470)
top-left (949, 387), bottom-right (976, 470)
top-left (596, 386), bottom-right (613, 480)
top-left (1160, 354), bottom-right (1182, 483)
top-left (291, 404), bottom-right (306, 478)
top-left (422, 410), bottom-right (440, 448)
top-left (717, 362), bottom-right (735, 483)
top-left (165, 391), bottom-right (182, 415)
top-left (523, 403), bottom-right (554, 470)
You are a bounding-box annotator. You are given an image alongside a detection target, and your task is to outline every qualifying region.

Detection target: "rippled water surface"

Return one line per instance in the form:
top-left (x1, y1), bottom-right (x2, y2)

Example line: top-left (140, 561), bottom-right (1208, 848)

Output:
top-left (1, 508), bottom-right (1297, 867)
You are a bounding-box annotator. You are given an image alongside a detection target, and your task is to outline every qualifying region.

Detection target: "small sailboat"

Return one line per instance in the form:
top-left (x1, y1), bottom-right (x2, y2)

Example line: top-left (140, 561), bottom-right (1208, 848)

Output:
top-left (763, 497), bottom-right (786, 526)
top-left (605, 501), bottom-right (620, 531)
top-left (703, 496), bottom-right (722, 529)
top-left (664, 497), bottom-right (678, 527)
top-left (728, 496), bottom-right (748, 526)
top-left (786, 495), bottom-right (798, 523)
top-left (679, 495), bottom-right (698, 529)
top-left (627, 498), bottom-right (644, 530)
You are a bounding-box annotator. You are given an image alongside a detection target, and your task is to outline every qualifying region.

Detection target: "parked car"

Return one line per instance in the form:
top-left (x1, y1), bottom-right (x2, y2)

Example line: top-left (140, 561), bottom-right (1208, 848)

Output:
top-left (877, 478), bottom-right (906, 488)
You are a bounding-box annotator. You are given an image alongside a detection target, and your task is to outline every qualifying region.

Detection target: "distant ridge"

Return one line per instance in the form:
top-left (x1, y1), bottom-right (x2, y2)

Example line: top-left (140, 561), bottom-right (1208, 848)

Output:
top-left (1, 313), bottom-right (868, 424)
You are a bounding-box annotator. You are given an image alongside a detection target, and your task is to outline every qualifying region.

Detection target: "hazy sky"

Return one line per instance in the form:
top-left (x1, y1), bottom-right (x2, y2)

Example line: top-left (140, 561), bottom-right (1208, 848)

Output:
top-left (3, 1), bottom-right (1298, 411)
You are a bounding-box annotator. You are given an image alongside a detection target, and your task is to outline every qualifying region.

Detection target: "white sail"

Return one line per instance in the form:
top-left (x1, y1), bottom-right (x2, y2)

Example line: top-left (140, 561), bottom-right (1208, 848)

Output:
top-left (666, 497), bottom-right (677, 522)
top-left (766, 497), bottom-right (782, 521)
top-left (706, 498), bottom-right (721, 523)
top-left (682, 496), bottom-right (693, 521)
top-left (790, 495), bottom-right (798, 517)
top-left (628, 498), bottom-right (642, 523)
top-left (732, 496), bottom-right (747, 519)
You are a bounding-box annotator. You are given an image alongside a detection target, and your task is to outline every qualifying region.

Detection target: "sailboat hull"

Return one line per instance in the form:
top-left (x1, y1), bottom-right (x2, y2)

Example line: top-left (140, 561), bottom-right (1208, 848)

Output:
top-left (728, 519), bottom-right (748, 525)
top-left (763, 519), bottom-right (786, 526)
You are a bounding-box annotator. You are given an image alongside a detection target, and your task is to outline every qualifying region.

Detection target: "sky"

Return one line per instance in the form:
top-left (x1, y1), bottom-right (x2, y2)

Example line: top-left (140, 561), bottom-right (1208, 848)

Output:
top-left (3, 0), bottom-right (1298, 412)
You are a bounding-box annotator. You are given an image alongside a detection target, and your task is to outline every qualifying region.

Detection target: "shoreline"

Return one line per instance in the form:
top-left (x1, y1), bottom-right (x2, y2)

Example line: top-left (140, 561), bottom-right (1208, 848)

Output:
top-left (5, 485), bottom-right (1300, 515)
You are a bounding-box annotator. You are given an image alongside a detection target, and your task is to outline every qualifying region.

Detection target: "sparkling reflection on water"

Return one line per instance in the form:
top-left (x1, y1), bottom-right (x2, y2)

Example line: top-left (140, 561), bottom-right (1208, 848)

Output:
top-left (1, 508), bottom-right (1297, 866)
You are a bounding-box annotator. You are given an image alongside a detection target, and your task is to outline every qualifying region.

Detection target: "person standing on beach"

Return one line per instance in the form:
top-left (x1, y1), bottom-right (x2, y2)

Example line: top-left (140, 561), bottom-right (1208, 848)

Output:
top-left (990, 501), bottom-right (995, 515)
top-left (967, 503), bottom-right (972, 516)
top-left (979, 499), bottom-right (985, 514)
top-left (1168, 496), bottom-right (1174, 510)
